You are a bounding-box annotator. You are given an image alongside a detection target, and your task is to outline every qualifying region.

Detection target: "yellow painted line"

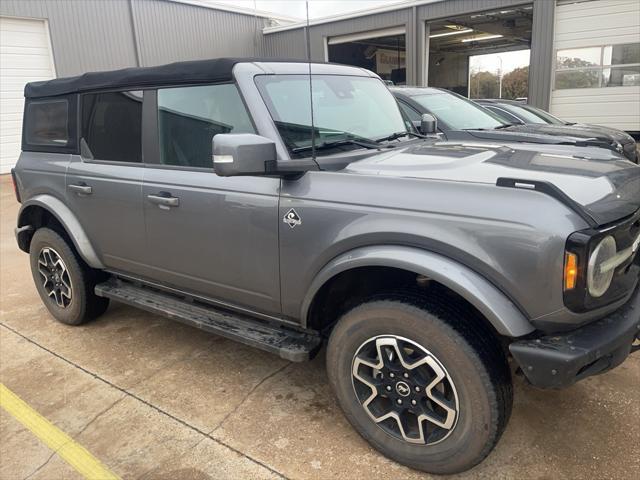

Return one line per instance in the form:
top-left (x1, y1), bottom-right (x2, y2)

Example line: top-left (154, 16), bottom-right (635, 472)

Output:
top-left (0, 383), bottom-right (120, 480)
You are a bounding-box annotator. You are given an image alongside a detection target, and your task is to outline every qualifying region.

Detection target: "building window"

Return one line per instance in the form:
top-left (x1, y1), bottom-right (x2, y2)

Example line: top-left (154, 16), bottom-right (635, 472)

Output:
top-left (157, 84), bottom-right (254, 168)
top-left (81, 91), bottom-right (143, 162)
top-left (555, 43), bottom-right (640, 89)
top-left (24, 100), bottom-right (69, 146)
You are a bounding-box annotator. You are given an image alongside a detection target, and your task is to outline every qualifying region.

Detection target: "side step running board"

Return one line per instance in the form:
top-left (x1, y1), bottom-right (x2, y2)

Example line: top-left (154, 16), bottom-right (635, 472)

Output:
top-left (95, 279), bottom-right (321, 362)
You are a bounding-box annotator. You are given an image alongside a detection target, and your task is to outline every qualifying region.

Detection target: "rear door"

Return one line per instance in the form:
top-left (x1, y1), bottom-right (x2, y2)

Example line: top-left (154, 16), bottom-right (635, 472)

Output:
top-left (65, 90), bottom-right (146, 275)
top-left (141, 84), bottom-right (281, 315)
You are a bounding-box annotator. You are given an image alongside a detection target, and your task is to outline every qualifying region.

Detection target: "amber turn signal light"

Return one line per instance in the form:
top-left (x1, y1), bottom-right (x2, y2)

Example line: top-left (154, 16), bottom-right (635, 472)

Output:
top-left (564, 252), bottom-right (578, 290)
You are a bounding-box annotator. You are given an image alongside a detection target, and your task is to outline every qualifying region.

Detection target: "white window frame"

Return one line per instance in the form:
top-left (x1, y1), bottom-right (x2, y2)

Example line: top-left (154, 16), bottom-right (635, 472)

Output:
top-left (553, 43), bottom-right (640, 90)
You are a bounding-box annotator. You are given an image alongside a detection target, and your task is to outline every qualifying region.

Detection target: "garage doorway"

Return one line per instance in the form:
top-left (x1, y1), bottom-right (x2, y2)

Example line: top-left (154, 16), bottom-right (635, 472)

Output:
top-left (327, 27), bottom-right (406, 85)
top-left (0, 16), bottom-right (56, 173)
top-left (427, 5), bottom-right (532, 98)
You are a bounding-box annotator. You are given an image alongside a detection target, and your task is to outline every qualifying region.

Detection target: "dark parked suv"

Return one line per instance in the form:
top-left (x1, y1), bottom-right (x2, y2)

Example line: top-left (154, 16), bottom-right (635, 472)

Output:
top-left (12, 58), bottom-right (640, 475)
top-left (391, 86), bottom-right (638, 162)
top-left (476, 98), bottom-right (638, 163)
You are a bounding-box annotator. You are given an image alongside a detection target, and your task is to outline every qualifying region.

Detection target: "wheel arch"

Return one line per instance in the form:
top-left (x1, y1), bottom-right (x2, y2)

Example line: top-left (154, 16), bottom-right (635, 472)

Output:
top-left (17, 195), bottom-right (104, 269)
top-left (301, 245), bottom-right (534, 338)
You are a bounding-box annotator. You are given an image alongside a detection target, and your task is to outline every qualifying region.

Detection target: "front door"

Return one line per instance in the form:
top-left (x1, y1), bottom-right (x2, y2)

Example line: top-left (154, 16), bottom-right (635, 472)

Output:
top-left (140, 83), bottom-right (281, 315)
top-left (65, 90), bottom-right (146, 276)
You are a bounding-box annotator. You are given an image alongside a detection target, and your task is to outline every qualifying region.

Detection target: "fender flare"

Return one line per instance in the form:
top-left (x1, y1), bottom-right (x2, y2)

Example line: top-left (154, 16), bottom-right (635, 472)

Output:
top-left (301, 245), bottom-right (534, 337)
top-left (17, 195), bottom-right (105, 269)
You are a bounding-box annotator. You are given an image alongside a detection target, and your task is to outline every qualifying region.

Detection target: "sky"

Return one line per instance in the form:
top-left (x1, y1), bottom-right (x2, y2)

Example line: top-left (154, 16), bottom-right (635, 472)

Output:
top-left (469, 49), bottom-right (530, 75)
top-left (199, 0), bottom-right (404, 20)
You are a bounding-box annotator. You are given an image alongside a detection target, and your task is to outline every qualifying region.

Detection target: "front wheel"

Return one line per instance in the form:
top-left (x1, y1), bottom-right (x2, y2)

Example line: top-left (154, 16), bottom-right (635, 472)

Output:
top-left (326, 297), bottom-right (512, 474)
top-left (29, 228), bottom-right (109, 325)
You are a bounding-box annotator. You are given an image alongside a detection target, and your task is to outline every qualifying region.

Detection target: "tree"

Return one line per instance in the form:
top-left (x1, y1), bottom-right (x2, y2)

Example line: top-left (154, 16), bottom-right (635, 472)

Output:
top-left (469, 70), bottom-right (499, 98)
top-left (502, 66), bottom-right (529, 99)
top-left (554, 57), bottom-right (600, 89)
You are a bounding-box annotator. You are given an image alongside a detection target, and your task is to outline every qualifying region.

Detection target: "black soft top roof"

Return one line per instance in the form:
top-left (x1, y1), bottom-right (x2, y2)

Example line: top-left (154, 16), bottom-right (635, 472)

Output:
top-left (24, 57), bottom-right (306, 98)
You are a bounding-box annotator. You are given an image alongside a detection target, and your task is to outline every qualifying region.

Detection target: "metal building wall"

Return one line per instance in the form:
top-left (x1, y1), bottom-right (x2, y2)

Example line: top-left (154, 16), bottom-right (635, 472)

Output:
top-left (528, 0), bottom-right (555, 110)
top-left (263, 10), bottom-right (413, 79)
top-left (0, 0), bottom-right (138, 76)
top-left (0, 0), bottom-right (268, 77)
top-left (262, 29), bottom-right (307, 58)
top-left (131, 0), bottom-right (267, 67)
top-left (264, 0), bottom-right (556, 108)
top-left (417, 0), bottom-right (555, 109)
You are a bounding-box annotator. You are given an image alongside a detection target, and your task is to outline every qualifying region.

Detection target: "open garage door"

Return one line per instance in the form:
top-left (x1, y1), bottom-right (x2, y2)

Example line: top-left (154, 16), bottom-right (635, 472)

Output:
top-left (0, 16), bottom-right (56, 174)
top-left (327, 27), bottom-right (406, 85)
top-left (427, 6), bottom-right (532, 99)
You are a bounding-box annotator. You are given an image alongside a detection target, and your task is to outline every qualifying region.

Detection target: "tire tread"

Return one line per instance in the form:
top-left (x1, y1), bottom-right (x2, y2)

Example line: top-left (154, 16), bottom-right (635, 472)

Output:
top-left (327, 288), bottom-right (513, 474)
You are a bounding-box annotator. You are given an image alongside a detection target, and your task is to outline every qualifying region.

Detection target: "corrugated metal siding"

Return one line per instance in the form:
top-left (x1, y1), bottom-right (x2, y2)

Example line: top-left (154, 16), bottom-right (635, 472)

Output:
top-left (417, 0), bottom-right (539, 91)
top-left (550, 0), bottom-right (640, 131)
top-left (265, 0), bottom-right (555, 104)
top-left (0, 0), bottom-right (269, 78)
top-left (265, 10), bottom-right (413, 79)
top-left (306, 9), bottom-right (411, 61)
top-left (131, 0), bottom-right (267, 67)
top-left (0, 0), bottom-right (138, 77)
top-left (416, 0), bottom-right (529, 19)
top-left (554, 0), bottom-right (639, 49)
top-left (2, 0), bottom-right (556, 106)
top-left (262, 29), bottom-right (307, 58)
top-left (528, 0), bottom-right (554, 109)
top-left (417, 0), bottom-right (555, 108)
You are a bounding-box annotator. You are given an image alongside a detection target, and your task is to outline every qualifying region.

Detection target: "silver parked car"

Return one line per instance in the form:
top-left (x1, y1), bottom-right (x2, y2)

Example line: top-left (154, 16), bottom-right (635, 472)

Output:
top-left (12, 59), bottom-right (640, 474)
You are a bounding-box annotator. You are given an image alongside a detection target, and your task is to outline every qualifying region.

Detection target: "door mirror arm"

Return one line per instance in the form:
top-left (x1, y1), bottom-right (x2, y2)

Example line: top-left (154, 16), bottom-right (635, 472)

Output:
top-left (265, 159), bottom-right (319, 177)
top-left (213, 134), bottom-right (318, 177)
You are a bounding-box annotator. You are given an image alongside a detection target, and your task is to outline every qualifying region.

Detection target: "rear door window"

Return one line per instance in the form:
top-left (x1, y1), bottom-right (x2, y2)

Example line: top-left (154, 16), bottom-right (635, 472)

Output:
top-left (81, 91), bottom-right (143, 162)
top-left (24, 100), bottom-right (69, 147)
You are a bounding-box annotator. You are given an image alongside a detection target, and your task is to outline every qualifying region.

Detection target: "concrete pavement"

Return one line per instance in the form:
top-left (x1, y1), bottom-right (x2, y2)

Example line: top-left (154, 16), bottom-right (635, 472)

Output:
top-left (1, 174), bottom-right (639, 479)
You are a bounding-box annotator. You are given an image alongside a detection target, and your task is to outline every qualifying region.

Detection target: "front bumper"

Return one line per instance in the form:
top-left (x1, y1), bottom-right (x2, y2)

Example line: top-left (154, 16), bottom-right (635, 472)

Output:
top-left (510, 283), bottom-right (639, 388)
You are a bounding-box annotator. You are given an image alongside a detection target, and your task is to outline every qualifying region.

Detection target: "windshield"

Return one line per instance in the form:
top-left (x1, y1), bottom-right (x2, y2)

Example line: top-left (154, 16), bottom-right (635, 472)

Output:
top-left (411, 92), bottom-right (505, 130)
top-left (256, 75), bottom-right (408, 157)
top-left (497, 104), bottom-right (550, 124)
top-left (519, 105), bottom-right (566, 125)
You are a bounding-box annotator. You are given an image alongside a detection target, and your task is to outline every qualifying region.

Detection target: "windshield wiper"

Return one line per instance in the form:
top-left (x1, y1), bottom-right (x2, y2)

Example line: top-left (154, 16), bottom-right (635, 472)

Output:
top-left (376, 131), bottom-right (426, 142)
top-left (291, 138), bottom-right (382, 154)
top-left (494, 122), bottom-right (522, 129)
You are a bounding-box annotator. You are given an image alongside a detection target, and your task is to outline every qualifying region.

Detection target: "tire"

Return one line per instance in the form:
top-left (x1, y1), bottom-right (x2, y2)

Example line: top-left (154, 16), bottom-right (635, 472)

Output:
top-left (29, 227), bottom-right (109, 325)
top-left (326, 294), bottom-right (512, 475)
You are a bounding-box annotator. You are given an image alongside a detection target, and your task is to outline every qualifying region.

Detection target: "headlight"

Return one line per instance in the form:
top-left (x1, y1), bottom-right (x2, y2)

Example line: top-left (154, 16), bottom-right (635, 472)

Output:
top-left (587, 235), bottom-right (617, 297)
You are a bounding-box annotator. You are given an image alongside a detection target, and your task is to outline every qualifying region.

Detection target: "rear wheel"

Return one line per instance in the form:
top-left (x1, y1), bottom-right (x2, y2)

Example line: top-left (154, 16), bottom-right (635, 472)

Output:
top-left (326, 296), bottom-right (512, 474)
top-left (29, 228), bottom-right (109, 325)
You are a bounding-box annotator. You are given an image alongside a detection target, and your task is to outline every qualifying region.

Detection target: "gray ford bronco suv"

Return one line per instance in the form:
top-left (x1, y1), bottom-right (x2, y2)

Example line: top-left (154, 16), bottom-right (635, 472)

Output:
top-left (12, 59), bottom-right (640, 474)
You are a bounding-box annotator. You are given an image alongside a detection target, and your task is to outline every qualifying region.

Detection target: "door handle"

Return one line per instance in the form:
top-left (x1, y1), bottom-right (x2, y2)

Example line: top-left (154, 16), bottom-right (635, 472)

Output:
top-left (147, 193), bottom-right (179, 208)
top-left (68, 184), bottom-right (92, 195)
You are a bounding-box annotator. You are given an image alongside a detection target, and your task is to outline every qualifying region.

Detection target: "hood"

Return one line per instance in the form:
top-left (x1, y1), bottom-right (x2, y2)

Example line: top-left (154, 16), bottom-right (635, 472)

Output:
top-left (345, 141), bottom-right (640, 226)
top-left (505, 123), bottom-right (634, 145)
top-left (464, 127), bottom-right (616, 149)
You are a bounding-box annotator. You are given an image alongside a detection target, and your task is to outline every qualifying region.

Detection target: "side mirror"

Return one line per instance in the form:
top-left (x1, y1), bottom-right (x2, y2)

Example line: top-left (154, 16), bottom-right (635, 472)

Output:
top-left (213, 134), bottom-right (276, 177)
top-left (420, 113), bottom-right (437, 134)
